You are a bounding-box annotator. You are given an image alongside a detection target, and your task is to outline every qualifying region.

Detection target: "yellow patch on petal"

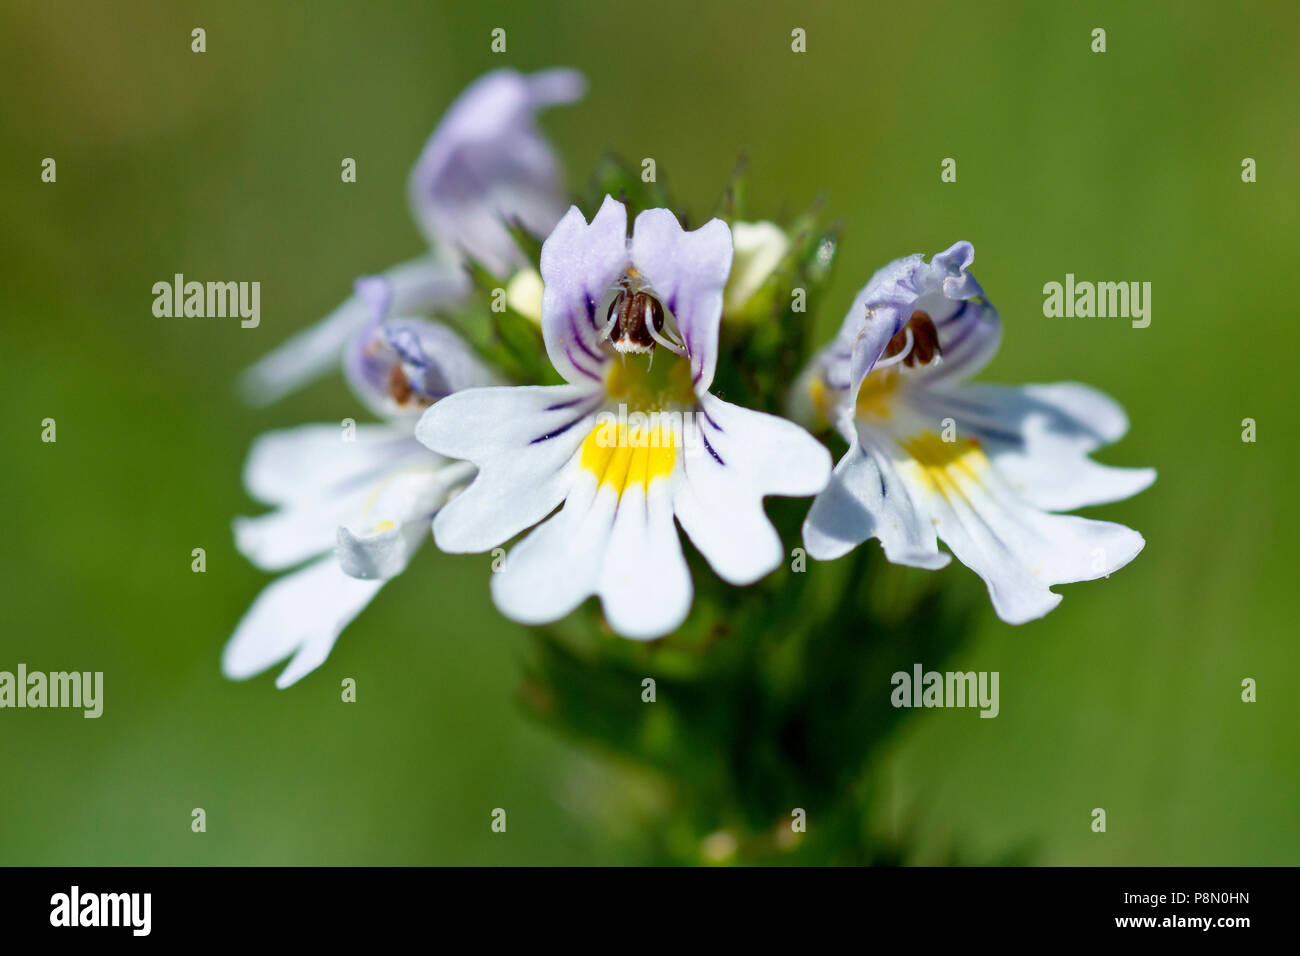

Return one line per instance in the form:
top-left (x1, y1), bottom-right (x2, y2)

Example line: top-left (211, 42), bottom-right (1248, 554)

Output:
top-left (580, 421), bottom-right (677, 499)
top-left (900, 431), bottom-right (989, 500)
top-left (373, 520), bottom-right (396, 533)
top-left (855, 369), bottom-right (901, 422)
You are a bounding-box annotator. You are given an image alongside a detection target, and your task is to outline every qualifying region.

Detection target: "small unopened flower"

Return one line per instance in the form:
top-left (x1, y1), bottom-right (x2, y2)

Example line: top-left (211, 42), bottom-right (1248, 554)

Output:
top-left (504, 267), bottom-right (545, 324)
top-left (224, 318), bottom-right (496, 687)
top-left (239, 67), bottom-right (584, 406)
top-left (722, 220), bottom-right (790, 317)
top-left (416, 196), bottom-right (831, 638)
top-left (796, 242), bottom-right (1154, 624)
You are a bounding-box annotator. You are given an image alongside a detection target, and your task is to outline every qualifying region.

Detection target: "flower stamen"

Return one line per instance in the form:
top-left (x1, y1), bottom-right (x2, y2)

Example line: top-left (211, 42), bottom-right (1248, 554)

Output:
top-left (878, 310), bottom-right (943, 371)
top-left (603, 290), bottom-right (667, 354)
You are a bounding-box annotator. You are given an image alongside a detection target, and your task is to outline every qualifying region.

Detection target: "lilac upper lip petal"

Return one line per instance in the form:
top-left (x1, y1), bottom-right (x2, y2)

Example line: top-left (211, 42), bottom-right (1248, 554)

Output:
top-left (627, 209), bottom-right (733, 395)
top-left (238, 68), bottom-right (584, 408)
top-left (408, 67), bottom-right (587, 277)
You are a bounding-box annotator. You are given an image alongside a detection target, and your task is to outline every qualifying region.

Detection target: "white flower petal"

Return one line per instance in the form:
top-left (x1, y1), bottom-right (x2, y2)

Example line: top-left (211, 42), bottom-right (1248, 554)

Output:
top-left (491, 461), bottom-right (691, 639)
top-left (914, 382), bottom-right (1156, 512)
top-left (1007, 382), bottom-right (1131, 444)
top-left (242, 423), bottom-right (419, 507)
top-left (490, 476), bottom-right (615, 627)
top-left (223, 556), bottom-right (384, 688)
top-left (674, 394), bottom-right (831, 585)
top-left (893, 439), bottom-right (1146, 624)
top-left (417, 384), bottom-right (598, 552)
top-left (803, 429), bottom-right (950, 568)
top-left (237, 426), bottom-right (439, 573)
top-left (336, 522), bottom-right (427, 581)
top-left (233, 495), bottom-right (357, 572)
top-left (238, 298), bottom-right (369, 408)
top-left (336, 462), bottom-right (473, 579)
top-left (597, 480), bottom-right (692, 638)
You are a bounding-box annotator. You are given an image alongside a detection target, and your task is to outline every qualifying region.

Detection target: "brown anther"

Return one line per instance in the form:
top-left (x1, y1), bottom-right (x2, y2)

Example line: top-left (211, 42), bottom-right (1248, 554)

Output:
top-left (387, 362), bottom-right (414, 405)
top-left (606, 291), bottom-right (666, 354)
top-left (882, 310), bottom-right (943, 368)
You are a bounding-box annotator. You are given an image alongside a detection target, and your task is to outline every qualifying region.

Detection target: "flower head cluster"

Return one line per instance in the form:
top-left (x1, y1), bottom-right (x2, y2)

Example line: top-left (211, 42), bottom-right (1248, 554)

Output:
top-left (225, 69), bottom-right (1153, 687)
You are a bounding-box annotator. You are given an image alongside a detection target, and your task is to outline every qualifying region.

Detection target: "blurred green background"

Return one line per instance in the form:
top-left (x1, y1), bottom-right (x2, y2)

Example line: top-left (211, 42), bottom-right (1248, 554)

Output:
top-left (1, 0), bottom-right (1296, 865)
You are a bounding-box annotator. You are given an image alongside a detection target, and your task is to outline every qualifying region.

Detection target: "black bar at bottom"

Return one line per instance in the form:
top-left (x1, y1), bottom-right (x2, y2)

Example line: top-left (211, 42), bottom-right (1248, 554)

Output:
top-left (0, 866), bottom-right (1277, 941)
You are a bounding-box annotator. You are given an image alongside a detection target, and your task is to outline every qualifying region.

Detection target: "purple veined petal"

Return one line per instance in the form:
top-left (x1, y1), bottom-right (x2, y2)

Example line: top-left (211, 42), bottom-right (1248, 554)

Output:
top-left (238, 256), bottom-right (470, 407)
top-left (800, 361), bottom-right (1154, 624)
top-left (906, 381), bottom-right (1157, 513)
top-left (629, 209), bottom-right (733, 394)
top-left (344, 316), bottom-right (501, 422)
top-left (867, 241), bottom-right (998, 388)
top-left (416, 383), bottom-right (602, 553)
top-left (796, 242), bottom-right (999, 425)
top-left (539, 196), bottom-right (630, 386)
top-left (408, 67), bottom-right (586, 277)
top-left (672, 392), bottom-right (831, 586)
top-left (802, 415), bottom-right (952, 568)
top-left (930, 241), bottom-right (985, 300)
top-left (885, 435), bottom-right (1146, 625)
top-left (241, 67), bottom-right (582, 408)
top-left (791, 254), bottom-right (922, 429)
top-left (910, 295), bottom-right (1002, 387)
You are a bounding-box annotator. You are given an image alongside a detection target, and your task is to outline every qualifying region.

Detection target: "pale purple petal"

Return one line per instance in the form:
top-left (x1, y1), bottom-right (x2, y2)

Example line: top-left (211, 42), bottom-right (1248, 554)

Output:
top-left (408, 67), bottom-right (586, 276)
top-left (800, 242), bottom-right (1000, 423)
top-left (538, 196), bottom-right (629, 386)
top-left (629, 209), bottom-right (733, 394)
top-left (239, 256), bottom-right (469, 406)
top-left (344, 316), bottom-right (500, 421)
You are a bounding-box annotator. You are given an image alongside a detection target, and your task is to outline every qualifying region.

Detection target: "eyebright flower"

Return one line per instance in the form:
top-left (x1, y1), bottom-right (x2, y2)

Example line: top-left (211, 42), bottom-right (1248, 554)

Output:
top-left (239, 67), bottom-right (584, 406)
top-left (407, 67), bottom-right (586, 278)
top-left (415, 196), bottom-right (832, 638)
top-left (224, 318), bottom-right (496, 687)
top-left (795, 241), bottom-right (1155, 624)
